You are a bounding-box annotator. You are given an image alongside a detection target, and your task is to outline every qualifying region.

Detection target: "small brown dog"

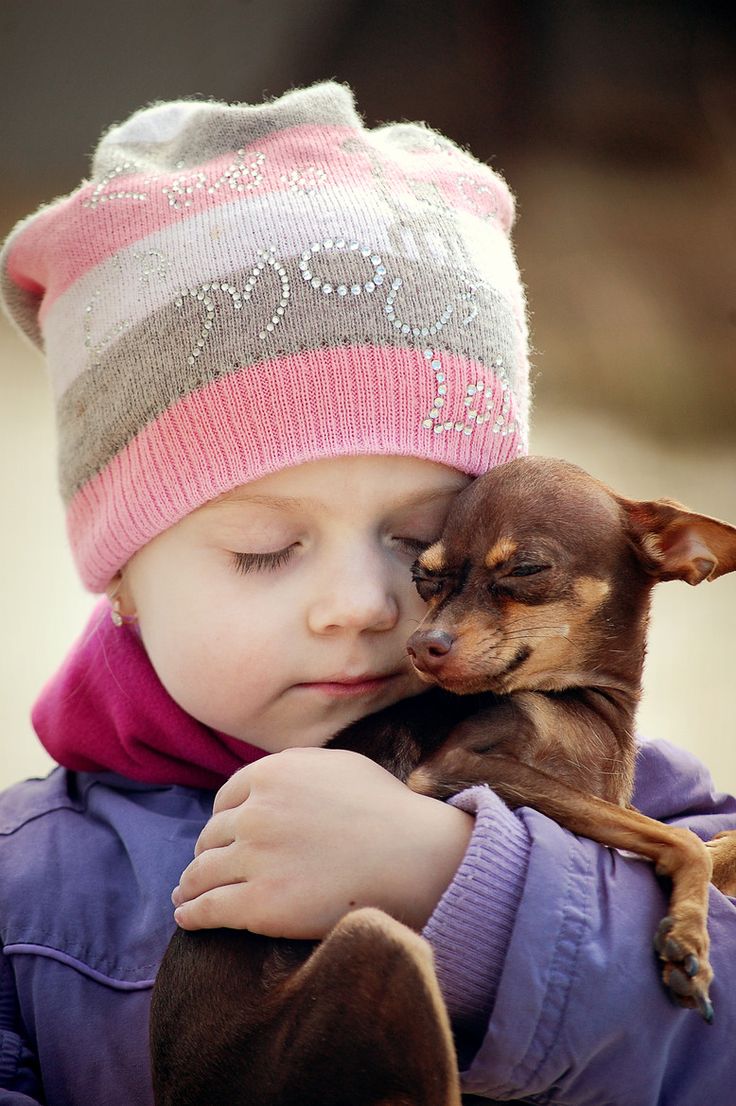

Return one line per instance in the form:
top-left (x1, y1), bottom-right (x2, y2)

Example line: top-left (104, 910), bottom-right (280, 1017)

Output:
top-left (150, 456), bottom-right (736, 1106)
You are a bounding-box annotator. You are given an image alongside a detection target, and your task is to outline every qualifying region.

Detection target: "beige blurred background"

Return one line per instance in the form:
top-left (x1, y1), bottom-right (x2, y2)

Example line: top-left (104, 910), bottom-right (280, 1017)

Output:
top-left (1, 1), bottom-right (735, 791)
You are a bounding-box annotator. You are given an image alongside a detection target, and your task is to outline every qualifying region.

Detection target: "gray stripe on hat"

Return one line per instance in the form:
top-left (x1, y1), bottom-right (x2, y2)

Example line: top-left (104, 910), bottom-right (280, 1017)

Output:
top-left (45, 181), bottom-right (517, 401)
top-left (57, 255), bottom-right (524, 500)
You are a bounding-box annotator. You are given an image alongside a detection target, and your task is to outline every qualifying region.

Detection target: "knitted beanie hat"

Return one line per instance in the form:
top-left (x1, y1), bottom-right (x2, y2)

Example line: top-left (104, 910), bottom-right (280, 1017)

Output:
top-left (1, 81), bottom-right (530, 593)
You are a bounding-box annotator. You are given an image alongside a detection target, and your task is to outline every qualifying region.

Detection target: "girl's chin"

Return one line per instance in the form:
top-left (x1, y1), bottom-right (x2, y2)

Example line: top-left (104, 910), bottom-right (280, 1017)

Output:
top-left (212, 677), bottom-right (428, 750)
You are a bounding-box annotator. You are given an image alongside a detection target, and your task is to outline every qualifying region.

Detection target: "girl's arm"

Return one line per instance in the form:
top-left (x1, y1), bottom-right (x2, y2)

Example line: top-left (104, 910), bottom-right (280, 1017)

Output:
top-left (424, 738), bottom-right (736, 1104)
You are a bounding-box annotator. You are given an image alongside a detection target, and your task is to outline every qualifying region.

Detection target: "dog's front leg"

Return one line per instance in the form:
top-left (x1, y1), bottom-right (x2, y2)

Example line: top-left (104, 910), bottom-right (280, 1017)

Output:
top-left (409, 751), bottom-right (715, 1021)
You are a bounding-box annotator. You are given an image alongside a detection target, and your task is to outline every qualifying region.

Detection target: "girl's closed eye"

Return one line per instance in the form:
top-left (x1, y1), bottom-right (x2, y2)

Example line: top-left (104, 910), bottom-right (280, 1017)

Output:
top-left (230, 536), bottom-right (434, 575)
top-left (231, 546), bottom-right (297, 575)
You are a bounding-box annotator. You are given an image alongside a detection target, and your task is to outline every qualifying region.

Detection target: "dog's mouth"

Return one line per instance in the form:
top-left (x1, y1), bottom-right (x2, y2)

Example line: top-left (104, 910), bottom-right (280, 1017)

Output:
top-left (411, 643), bottom-right (533, 694)
top-left (499, 645), bottom-right (533, 679)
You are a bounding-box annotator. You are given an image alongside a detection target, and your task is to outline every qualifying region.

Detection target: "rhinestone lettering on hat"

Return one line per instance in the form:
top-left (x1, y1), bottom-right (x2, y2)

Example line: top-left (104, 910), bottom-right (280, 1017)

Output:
top-left (420, 349), bottom-right (516, 440)
top-left (250, 250), bottom-right (291, 339)
top-left (176, 282), bottom-right (241, 366)
top-left (299, 239), bottom-right (386, 298)
top-left (165, 226), bottom-right (520, 445)
top-left (158, 151), bottom-right (266, 208)
top-left (460, 284), bottom-right (479, 326)
top-left (83, 288), bottom-right (134, 367)
top-left (385, 278), bottom-right (453, 339)
top-left (162, 170), bottom-right (208, 210)
top-left (209, 150), bottom-right (265, 194)
top-left (82, 163), bottom-right (149, 209)
top-left (174, 249), bottom-right (291, 360)
top-left (280, 166), bottom-right (327, 193)
top-left (84, 251), bottom-right (174, 365)
top-left (133, 250), bottom-right (171, 285)
top-left (83, 151), bottom-right (267, 214)
top-left (457, 177), bottom-right (499, 221)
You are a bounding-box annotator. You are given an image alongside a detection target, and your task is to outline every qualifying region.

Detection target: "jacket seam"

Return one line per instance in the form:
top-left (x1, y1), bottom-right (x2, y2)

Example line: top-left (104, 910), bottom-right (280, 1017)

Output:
top-left (508, 835), bottom-right (592, 1093)
top-left (4, 944), bottom-right (156, 989)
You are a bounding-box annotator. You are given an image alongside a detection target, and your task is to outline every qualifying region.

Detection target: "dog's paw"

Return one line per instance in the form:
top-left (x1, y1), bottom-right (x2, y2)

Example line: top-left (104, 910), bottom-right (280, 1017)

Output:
top-left (654, 916), bottom-right (714, 1023)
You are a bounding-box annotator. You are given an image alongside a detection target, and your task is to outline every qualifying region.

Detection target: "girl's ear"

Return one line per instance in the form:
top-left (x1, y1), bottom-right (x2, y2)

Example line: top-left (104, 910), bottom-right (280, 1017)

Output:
top-left (616, 496), bottom-right (736, 585)
top-left (106, 571), bottom-right (137, 618)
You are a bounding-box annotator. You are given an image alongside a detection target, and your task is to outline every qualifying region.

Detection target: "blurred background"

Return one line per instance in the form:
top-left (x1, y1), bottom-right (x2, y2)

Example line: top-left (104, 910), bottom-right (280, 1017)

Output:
top-left (1, 0), bottom-right (735, 790)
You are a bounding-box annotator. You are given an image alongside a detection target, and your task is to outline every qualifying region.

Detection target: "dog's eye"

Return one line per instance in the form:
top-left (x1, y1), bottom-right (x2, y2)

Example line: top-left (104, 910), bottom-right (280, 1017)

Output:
top-left (411, 565), bottom-right (446, 601)
top-left (508, 564), bottom-right (548, 578)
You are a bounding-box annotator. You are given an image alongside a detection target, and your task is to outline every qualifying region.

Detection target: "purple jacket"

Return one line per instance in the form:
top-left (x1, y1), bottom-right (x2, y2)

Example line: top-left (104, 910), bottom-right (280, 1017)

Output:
top-left (1, 739), bottom-right (735, 1106)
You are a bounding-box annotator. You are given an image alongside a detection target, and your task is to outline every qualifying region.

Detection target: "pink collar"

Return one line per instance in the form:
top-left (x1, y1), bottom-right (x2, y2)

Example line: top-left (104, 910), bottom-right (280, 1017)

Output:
top-left (32, 601), bottom-right (267, 789)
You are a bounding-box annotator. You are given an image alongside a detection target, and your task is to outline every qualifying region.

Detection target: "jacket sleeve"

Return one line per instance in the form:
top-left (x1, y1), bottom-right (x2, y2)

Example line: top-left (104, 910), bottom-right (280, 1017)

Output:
top-left (0, 951), bottom-right (43, 1103)
top-left (422, 738), bottom-right (736, 1105)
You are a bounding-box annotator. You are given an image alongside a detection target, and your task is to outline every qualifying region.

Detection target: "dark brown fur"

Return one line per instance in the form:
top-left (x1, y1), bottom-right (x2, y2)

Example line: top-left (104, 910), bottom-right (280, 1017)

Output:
top-left (150, 456), bottom-right (736, 1105)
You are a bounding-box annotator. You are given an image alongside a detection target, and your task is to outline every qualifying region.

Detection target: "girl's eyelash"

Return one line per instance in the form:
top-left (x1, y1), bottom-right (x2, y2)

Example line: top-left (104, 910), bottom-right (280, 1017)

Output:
top-left (230, 537), bottom-right (431, 575)
top-left (231, 547), bottom-right (295, 575)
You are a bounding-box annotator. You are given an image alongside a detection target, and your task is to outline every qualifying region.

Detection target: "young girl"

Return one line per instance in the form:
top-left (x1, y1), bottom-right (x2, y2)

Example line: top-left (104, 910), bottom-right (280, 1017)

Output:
top-left (1, 82), bottom-right (734, 1105)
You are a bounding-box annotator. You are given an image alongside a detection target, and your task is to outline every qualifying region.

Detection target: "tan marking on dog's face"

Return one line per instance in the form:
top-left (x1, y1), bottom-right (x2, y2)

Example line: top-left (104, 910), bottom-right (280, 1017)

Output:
top-left (574, 576), bottom-right (611, 609)
top-left (498, 576), bottom-right (611, 690)
top-left (484, 538), bottom-right (517, 570)
top-left (418, 541), bottom-right (447, 573)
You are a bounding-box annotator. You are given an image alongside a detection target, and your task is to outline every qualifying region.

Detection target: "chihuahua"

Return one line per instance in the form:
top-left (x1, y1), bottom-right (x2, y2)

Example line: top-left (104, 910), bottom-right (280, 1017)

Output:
top-left (150, 456), bottom-right (736, 1106)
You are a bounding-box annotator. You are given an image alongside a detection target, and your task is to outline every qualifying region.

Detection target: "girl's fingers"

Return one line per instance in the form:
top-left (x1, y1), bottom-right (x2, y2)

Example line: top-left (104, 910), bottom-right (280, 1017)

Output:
top-left (173, 879), bottom-right (327, 938)
top-left (174, 841), bottom-right (248, 906)
top-left (173, 882), bottom-right (262, 933)
top-left (192, 807), bottom-right (237, 857)
top-left (212, 763), bottom-right (255, 814)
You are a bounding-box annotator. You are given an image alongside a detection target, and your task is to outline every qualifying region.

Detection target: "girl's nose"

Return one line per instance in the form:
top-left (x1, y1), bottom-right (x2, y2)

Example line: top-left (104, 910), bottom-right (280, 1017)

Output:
top-left (306, 555), bottom-right (400, 635)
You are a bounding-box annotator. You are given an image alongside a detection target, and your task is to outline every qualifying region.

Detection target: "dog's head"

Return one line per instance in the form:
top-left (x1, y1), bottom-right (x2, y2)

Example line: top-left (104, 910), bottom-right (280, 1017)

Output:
top-left (407, 456), bottom-right (736, 695)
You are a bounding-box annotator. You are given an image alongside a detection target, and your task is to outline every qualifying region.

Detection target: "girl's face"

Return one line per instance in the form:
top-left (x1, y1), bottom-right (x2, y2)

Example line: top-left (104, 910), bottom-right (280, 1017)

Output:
top-left (115, 455), bottom-right (470, 752)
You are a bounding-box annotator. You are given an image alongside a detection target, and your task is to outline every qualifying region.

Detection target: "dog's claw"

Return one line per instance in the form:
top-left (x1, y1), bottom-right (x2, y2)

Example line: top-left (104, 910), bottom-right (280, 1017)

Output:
top-left (654, 917), bottom-right (714, 1023)
top-left (683, 954), bottom-right (699, 978)
top-left (653, 917), bottom-right (677, 956)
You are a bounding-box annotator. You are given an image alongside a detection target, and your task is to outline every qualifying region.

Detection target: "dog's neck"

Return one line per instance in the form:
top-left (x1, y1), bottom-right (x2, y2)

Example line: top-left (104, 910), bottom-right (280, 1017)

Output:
top-left (517, 578), bottom-right (655, 804)
top-left (589, 574), bottom-right (653, 704)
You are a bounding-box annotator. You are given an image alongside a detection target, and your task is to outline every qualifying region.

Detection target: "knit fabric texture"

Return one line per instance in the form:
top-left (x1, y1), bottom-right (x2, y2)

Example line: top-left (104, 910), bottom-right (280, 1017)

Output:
top-left (0, 81), bottom-right (531, 592)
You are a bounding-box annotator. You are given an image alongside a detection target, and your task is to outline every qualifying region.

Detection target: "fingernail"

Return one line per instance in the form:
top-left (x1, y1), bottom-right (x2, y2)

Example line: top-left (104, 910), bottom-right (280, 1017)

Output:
top-left (171, 886), bottom-right (181, 906)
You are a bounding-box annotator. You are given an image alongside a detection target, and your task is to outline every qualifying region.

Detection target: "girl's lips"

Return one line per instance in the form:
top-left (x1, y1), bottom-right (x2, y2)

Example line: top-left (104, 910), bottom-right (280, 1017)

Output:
top-left (295, 674), bottom-right (399, 698)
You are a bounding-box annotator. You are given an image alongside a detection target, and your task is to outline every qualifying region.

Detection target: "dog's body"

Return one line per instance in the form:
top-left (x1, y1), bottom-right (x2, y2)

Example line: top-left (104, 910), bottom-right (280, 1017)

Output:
top-left (150, 457), bottom-right (736, 1106)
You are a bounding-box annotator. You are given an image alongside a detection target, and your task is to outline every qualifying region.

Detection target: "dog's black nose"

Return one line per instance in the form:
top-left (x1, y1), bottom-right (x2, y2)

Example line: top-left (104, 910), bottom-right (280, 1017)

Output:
top-left (407, 629), bottom-right (454, 672)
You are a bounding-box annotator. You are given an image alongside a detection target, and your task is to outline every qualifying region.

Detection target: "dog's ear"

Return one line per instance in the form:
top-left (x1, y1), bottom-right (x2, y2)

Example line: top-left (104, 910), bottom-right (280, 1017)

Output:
top-left (278, 908), bottom-right (462, 1106)
top-left (617, 496), bottom-right (736, 585)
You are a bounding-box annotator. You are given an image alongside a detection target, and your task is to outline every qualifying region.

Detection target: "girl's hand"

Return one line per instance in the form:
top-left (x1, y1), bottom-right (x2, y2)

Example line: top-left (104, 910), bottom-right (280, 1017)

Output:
top-left (171, 747), bottom-right (473, 938)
